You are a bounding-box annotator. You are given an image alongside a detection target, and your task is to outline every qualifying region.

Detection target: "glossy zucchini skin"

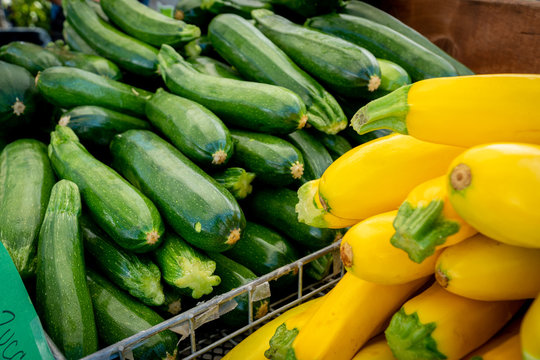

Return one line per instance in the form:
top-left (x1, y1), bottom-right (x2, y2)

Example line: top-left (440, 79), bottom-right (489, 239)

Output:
top-left (48, 125), bottom-right (165, 253)
top-left (201, 0), bottom-right (273, 18)
top-left (305, 14), bottom-right (458, 81)
top-left (36, 180), bottom-right (98, 359)
top-left (211, 167), bottom-right (256, 200)
top-left (187, 56), bottom-right (242, 80)
top-left (86, 269), bottom-right (178, 360)
top-left (155, 233), bottom-right (221, 299)
top-left (146, 88), bottom-right (233, 167)
top-left (80, 215), bottom-right (165, 306)
top-left (158, 44), bottom-right (307, 135)
top-left (231, 129), bottom-right (305, 186)
top-left (101, 0), bottom-right (201, 47)
top-left (62, 21), bottom-right (98, 55)
top-left (309, 130), bottom-right (353, 160)
top-left (157, 284), bottom-right (184, 317)
top-left (285, 130), bottom-right (333, 183)
top-left (0, 139), bottom-right (55, 279)
top-left (0, 41), bottom-right (62, 75)
top-left (206, 252), bottom-right (270, 327)
top-left (64, 0), bottom-right (159, 76)
top-left (356, 58), bottom-right (411, 100)
top-left (60, 106), bottom-right (151, 150)
top-left (253, 9), bottom-right (381, 97)
top-left (208, 13), bottom-right (347, 134)
top-left (248, 187), bottom-right (341, 249)
top-left (36, 67), bottom-right (151, 117)
top-left (110, 130), bottom-right (246, 252)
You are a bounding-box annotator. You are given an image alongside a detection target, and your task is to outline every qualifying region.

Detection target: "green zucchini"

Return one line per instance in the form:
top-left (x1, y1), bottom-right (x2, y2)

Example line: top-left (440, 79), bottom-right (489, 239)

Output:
top-left (265, 0), bottom-right (343, 17)
top-left (175, 0), bottom-right (214, 30)
top-left (224, 221), bottom-right (298, 288)
top-left (230, 129), bottom-right (305, 186)
top-left (342, 127), bottom-right (392, 147)
top-left (36, 67), bottom-right (151, 117)
top-left (342, 1), bottom-right (474, 76)
top-left (247, 187), bottom-right (341, 249)
top-left (211, 167), bottom-right (255, 200)
top-left (101, 0), bottom-right (201, 47)
top-left (0, 41), bottom-right (62, 76)
top-left (201, 0), bottom-right (273, 18)
top-left (309, 130), bottom-right (352, 160)
top-left (0, 139), bottom-right (54, 279)
top-left (36, 180), bottom-right (98, 359)
top-left (208, 14), bottom-right (347, 134)
top-left (183, 36), bottom-right (219, 59)
top-left (48, 125), bottom-right (165, 253)
top-left (158, 44), bottom-right (307, 135)
top-left (187, 55), bottom-right (242, 80)
top-left (0, 136), bottom-right (7, 152)
top-left (146, 88), bottom-right (233, 167)
top-left (110, 130), bottom-right (246, 252)
top-left (305, 14), bottom-right (458, 81)
top-left (253, 9), bottom-right (381, 96)
top-left (59, 106), bottom-right (151, 150)
top-left (86, 269), bottom-right (178, 360)
top-left (62, 21), bottom-right (98, 55)
top-left (155, 233), bottom-right (221, 299)
top-left (305, 252), bottom-right (333, 281)
top-left (157, 284), bottom-right (183, 317)
top-left (64, 0), bottom-right (158, 76)
top-left (357, 58), bottom-right (411, 100)
top-left (0, 61), bottom-right (39, 130)
top-left (206, 252), bottom-right (270, 327)
top-left (80, 215), bottom-right (165, 306)
top-left (86, 0), bottom-right (109, 21)
top-left (285, 130), bottom-right (333, 183)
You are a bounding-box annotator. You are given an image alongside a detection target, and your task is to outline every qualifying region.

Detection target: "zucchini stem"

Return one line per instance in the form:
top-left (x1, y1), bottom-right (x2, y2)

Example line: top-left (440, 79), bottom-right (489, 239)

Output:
top-left (226, 228), bottom-right (241, 245)
top-left (212, 149), bottom-right (228, 165)
top-left (368, 75), bottom-right (381, 92)
top-left (59, 115), bottom-right (70, 126)
top-left (290, 161), bottom-right (304, 179)
top-left (146, 230), bottom-right (161, 245)
top-left (11, 98), bottom-right (25, 116)
top-left (450, 163), bottom-right (472, 191)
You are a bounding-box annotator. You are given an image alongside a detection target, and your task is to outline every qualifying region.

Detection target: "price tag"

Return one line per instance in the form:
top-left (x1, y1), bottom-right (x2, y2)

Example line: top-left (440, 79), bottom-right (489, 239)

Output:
top-left (0, 243), bottom-right (55, 360)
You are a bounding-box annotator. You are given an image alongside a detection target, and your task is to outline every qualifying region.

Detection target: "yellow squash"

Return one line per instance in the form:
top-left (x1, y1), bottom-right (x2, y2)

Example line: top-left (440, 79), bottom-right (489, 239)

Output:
top-left (465, 318), bottom-right (521, 360)
top-left (317, 134), bottom-right (464, 220)
top-left (385, 283), bottom-right (523, 360)
top-left (340, 210), bottom-right (440, 285)
top-left (522, 295), bottom-right (540, 360)
top-left (223, 297), bottom-right (322, 360)
top-left (265, 272), bottom-right (428, 360)
top-left (447, 143), bottom-right (540, 248)
top-left (436, 233), bottom-right (540, 300)
top-left (391, 176), bottom-right (477, 263)
top-left (352, 335), bottom-right (396, 360)
top-left (351, 74), bottom-right (540, 147)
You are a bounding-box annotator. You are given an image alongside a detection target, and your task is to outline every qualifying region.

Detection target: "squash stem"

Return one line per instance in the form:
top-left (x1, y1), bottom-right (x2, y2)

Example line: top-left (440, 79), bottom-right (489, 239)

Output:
top-left (264, 323), bottom-right (299, 360)
top-left (295, 180), bottom-right (331, 228)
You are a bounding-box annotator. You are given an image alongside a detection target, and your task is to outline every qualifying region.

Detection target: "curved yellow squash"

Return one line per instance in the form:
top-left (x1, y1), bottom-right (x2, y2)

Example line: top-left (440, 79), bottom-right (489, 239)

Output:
top-left (352, 74), bottom-right (540, 147)
top-left (319, 134), bottom-right (464, 220)
top-left (341, 210), bottom-right (440, 285)
top-left (391, 176), bottom-right (477, 263)
top-left (447, 143), bottom-right (540, 248)
top-left (465, 318), bottom-right (521, 360)
top-left (385, 283), bottom-right (523, 360)
top-left (436, 234), bottom-right (540, 300)
top-left (522, 295), bottom-right (540, 360)
top-left (352, 335), bottom-right (396, 360)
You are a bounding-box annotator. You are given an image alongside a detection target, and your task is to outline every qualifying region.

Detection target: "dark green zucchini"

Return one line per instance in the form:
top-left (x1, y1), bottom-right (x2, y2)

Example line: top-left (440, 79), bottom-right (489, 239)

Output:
top-left (155, 233), bottom-right (221, 299)
top-left (224, 221), bottom-right (298, 288)
top-left (247, 187), bottom-right (341, 249)
top-left (64, 0), bottom-right (159, 76)
top-left (231, 129), bottom-right (305, 186)
top-left (36, 67), bottom-right (151, 116)
top-left (175, 0), bottom-right (214, 30)
top-left (0, 60), bottom-right (39, 130)
top-left (80, 215), bottom-right (165, 306)
top-left (158, 44), bottom-right (307, 135)
top-left (356, 58), bottom-right (411, 100)
top-left (211, 167), bottom-right (255, 200)
top-left (0, 139), bottom-right (54, 279)
top-left (48, 125), bottom-right (165, 253)
top-left (157, 284), bottom-right (183, 317)
top-left (101, 0), bottom-right (200, 47)
top-left (62, 21), bottom-right (98, 55)
top-left (187, 56), bottom-right (242, 80)
top-left (59, 106), bottom-right (151, 150)
top-left (0, 41), bottom-right (62, 75)
top-left (342, 1), bottom-right (474, 76)
top-left (110, 130), bottom-right (246, 252)
top-left (342, 126), bottom-right (392, 147)
top-left (183, 36), bottom-right (219, 59)
top-left (266, 0), bottom-right (343, 17)
top-left (86, 269), bottom-right (178, 360)
top-left (208, 14), bottom-right (347, 134)
top-left (36, 180), bottom-right (98, 358)
top-left (285, 130), bottom-right (333, 183)
top-left (304, 251), bottom-right (333, 281)
top-left (309, 129), bottom-right (352, 160)
top-left (146, 88), bottom-right (233, 167)
top-left (0, 136), bottom-right (7, 151)
top-left (305, 14), bottom-right (458, 81)
top-left (253, 9), bottom-right (381, 97)
top-left (206, 252), bottom-right (270, 327)
top-left (201, 0), bottom-right (273, 18)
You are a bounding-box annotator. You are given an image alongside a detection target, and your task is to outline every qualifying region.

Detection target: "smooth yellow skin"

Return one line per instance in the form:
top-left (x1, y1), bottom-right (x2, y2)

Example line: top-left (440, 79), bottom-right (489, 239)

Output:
top-left (319, 134), bottom-right (464, 220)
top-left (341, 210), bottom-right (440, 285)
top-left (405, 176), bottom-right (477, 248)
top-left (401, 283), bottom-right (523, 360)
top-left (522, 295), bottom-right (540, 360)
top-left (447, 143), bottom-right (540, 248)
top-left (222, 297), bottom-right (322, 360)
top-left (407, 74), bottom-right (540, 147)
top-left (292, 272), bottom-right (428, 360)
top-left (436, 234), bottom-right (540, 300)
top-left (466, 319), bottom-right (521, 360)
top-left (352, 335), bottom-right (396, 360)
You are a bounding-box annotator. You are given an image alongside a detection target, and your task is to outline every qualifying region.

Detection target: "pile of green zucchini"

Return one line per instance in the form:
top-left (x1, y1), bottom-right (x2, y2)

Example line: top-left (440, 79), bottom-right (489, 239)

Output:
top-left (0, 0), bottom-right (472, 358)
